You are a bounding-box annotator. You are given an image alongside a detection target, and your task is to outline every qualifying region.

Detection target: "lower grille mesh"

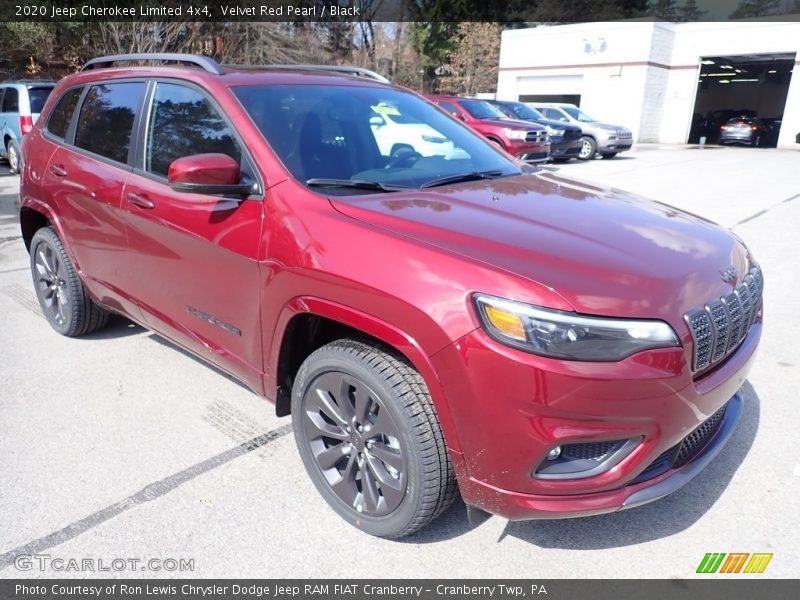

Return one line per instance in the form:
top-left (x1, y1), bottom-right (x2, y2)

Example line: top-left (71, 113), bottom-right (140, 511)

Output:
top-left (630, 402), bottom-right (728, 484)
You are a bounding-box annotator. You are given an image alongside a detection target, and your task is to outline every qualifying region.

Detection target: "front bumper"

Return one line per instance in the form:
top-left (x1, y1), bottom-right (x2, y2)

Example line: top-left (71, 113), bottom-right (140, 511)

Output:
top-left (507, 139), bottom-right (550, 162)
top-left (432, 319), bottom-right (760, 520)
top-left (597, 138), bottom-right (633, 153)
top-left (549, 138), bottom-right (583, 158)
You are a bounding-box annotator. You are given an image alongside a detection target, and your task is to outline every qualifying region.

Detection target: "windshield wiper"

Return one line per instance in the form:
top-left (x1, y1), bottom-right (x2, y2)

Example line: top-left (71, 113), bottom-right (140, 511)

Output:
top-left (420, 170), bottom-right (506, 189)
top-left (305, 178), bottom-right (407, 192)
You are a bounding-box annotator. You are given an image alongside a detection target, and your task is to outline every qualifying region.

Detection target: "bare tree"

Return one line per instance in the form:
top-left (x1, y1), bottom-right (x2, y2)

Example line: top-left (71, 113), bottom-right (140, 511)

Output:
top-left (437, 23), bottom-right (503, 96)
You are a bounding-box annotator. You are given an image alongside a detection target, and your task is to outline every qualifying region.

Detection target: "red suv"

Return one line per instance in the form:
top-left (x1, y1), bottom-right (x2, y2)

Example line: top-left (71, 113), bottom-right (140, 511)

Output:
top-left (427, 95), bottom-right (550, 163)
top-left (20, 54), bottom-right (762, 538)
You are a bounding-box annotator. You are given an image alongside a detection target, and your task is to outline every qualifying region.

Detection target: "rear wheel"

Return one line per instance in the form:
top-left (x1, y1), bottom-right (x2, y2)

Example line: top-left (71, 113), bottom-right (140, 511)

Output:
top-left (291, 339), bottom-right (456, 538)
top-left (578, 136), bottom-right (597, 160)
top-left (30, 227), bottom-right (109, 337)
top-left (7, 139), bottom-right (20, 173)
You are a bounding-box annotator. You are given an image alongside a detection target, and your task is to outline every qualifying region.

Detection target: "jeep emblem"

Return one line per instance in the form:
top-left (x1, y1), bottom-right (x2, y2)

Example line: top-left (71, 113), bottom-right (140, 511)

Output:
top-left (720, 266), bottom-right (738, 282)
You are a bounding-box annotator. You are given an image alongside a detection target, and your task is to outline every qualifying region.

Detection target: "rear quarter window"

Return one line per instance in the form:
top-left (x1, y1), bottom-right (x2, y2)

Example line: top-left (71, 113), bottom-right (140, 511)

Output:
top-left (74, 82), bottom-right (146, 164)
top-left (46, 87), bottom-right (83, 140)
top-left (27, 87), bottom-right (54, 114)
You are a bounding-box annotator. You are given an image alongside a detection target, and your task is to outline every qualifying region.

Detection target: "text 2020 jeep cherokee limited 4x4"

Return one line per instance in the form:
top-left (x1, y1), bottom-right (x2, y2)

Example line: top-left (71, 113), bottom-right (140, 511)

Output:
top-left (19, 54), bottom-right (762, 538)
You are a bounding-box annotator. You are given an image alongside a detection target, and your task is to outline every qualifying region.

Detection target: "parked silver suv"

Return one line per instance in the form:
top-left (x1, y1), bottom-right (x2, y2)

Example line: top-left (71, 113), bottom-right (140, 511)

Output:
top-left (532, 103), bottom-right (632, 160)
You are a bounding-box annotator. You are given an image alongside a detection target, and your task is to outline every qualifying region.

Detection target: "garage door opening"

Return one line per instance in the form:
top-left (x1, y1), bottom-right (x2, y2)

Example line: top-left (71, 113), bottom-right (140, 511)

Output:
top-left (519, 93), bottom-right (582, 105)
top-left (689, 52), bottom-right (795, 147)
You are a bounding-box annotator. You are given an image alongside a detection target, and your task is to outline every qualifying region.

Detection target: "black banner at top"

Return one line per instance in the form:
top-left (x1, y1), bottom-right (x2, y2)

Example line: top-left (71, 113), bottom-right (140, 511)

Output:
top-left (2, 0), bottom-right (800, 23)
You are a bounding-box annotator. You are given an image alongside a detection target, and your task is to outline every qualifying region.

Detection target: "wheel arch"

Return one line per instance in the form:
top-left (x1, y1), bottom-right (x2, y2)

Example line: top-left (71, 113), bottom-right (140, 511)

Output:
top-left (269, 296), bottom-right (463, 453)
top-left (19, 200), bottom-right (81, 269)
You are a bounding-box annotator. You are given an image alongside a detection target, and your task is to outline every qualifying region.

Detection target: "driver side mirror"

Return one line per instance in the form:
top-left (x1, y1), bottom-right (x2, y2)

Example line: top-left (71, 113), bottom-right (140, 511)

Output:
top-left (369, 115), bottom-right (386, 128)
top-left (168, 153), bottom-right (254, 196)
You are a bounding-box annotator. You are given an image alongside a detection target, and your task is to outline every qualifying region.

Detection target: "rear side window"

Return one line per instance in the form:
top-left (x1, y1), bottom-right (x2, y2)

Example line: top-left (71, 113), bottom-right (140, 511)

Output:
top-left (2, 88), bottom-right (19, 113)
top-left (75, 82), bottom-right (146, 164)
top-left (145, 82), bottom-right (241, 177)
top-left (28, 86), bottom-right (54, 114)
top-left (46, 88), bottom-right (83, 139)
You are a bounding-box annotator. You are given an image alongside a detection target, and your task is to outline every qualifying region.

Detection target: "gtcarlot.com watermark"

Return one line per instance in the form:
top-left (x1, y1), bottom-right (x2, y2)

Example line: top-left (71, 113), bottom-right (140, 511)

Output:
top-left (14, 553), bottom-right (194, 573)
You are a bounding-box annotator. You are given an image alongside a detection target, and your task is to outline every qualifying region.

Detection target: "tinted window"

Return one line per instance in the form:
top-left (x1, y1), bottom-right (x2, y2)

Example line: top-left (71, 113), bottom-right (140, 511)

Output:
top-left (146, 83), bottom-right (241, 177)
top-left (437, 101), bottom-right (461, 116)
top-left (502, 102), bottom-right (543, 120)
top-left (28, 86), bottom-right (54, 114)
top-left (2, 88), bottom-right (19, 113)
top-left (235, 84), bottom-right (519, 190)
top-left (75, 83), bottom-right (145, 164)
top-left (459, 99), bottom-right (507, 120)
top-left (46, 88), bottom-right (83, 139)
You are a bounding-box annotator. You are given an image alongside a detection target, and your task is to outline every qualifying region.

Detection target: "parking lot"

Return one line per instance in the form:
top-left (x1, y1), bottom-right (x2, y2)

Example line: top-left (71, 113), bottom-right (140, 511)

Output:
top-left (1, 145), bottom-right (799, 579)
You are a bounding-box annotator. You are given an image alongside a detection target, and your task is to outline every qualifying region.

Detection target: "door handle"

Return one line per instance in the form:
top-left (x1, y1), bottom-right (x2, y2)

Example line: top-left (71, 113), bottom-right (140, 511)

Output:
top-left (49, 164), bottom-right (67, 177)
top-left (127, 192), bottom-right (156, 209)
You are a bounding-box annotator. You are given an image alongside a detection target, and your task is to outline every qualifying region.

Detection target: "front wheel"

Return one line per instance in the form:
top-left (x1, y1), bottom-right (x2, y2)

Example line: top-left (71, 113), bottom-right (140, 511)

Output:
top-left (578, 136), bottom-right (597, 160)
top-left (30, 227), bottom-right (109, 336)
top-left (291, 339), bottom-right (456, 538)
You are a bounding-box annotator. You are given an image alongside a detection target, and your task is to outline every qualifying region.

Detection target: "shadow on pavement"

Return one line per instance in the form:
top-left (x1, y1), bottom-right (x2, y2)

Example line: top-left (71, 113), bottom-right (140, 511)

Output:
top-left (411, 381), bottom-right (760, 546)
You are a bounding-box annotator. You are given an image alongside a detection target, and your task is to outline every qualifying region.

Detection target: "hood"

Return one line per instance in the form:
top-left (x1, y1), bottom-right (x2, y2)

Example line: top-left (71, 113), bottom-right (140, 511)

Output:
top-left (329, 173), bottom-right (750, 323)
top-left (479, 118), bottom-right (544, 131)
top-left (588, 122), bottom-right (630, 133)
top-left (531, 118), bottom-right (581, 132)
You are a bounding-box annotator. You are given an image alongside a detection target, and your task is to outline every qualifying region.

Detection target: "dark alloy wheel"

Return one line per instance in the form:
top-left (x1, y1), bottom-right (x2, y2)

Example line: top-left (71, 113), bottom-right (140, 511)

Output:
top-left (291, 339), bottom-right (456, 538)
top-left (30, 227), bottom-right (109, 337)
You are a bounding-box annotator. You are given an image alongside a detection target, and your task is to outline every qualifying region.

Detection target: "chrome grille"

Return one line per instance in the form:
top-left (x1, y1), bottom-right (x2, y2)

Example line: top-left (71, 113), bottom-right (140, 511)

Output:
top-left (525, 130), bottom-right (547, 143)
top-left (685, 264), bottom-right (763, 371)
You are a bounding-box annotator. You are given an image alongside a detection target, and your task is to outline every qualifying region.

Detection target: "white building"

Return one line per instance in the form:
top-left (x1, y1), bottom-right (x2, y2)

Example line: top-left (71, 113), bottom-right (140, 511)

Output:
top-left (497, 20), bottom-right (800, 148)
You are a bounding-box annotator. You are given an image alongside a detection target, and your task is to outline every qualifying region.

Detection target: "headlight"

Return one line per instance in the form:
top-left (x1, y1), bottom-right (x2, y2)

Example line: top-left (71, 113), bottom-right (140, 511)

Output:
top-left (473, 294), bottom-right (679, 361)
top-left (503, 128), bottom-right (528, 140)
top-left (545, 126), bottom-right (565, 137)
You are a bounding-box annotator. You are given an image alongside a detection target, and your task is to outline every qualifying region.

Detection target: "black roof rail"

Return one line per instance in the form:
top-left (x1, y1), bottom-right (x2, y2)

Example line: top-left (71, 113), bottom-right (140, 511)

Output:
top-left (82, 53), bottom-right (223, 75)
top-left (259, 64), bottom-right (390, 83)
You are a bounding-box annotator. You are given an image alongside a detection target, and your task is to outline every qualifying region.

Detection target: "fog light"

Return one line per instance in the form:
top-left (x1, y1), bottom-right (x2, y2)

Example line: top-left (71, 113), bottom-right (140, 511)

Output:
top-left (534, 437), bottom-right (642, 480)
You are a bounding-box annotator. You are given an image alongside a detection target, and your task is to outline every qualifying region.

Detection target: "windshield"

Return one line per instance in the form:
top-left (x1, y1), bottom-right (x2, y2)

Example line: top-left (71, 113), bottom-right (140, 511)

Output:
top-left (502, 102), bottom-right (543, 120)
top-left (27, 86), bottom-right (54, 114)
top-left (458, 99), bottom-right (509, 120)
top-left (563, 106), bottom-right (596, 123)
top-left (234, 85), bottom-right (520, 193)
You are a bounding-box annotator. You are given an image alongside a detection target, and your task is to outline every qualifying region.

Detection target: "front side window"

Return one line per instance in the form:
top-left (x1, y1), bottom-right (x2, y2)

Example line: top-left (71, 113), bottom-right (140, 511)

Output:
top-left (2, 88), bottom-right (19, 113)
top-left (46, 87), bottom-right (82, 139)
top-left (145, 82), bottom-right (242, 178)
top-left (74, 82), bottom-right (146, 164)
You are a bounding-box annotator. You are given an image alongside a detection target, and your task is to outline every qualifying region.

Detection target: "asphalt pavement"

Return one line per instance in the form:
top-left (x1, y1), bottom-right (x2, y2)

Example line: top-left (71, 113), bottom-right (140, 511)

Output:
top-left (0, 145), bottom-right (798, 578)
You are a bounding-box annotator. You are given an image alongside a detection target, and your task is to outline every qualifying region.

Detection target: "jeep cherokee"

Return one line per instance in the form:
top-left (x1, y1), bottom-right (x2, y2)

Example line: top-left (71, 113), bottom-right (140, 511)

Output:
top-left (19, 54), bottom-right (762, 538)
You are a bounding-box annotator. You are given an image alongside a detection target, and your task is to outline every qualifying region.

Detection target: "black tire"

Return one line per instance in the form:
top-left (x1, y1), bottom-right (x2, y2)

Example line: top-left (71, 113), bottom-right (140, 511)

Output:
top-left (291, 339), bottom-right (456, 538)
top-left (7, 139), bottom-right (21, 173)
top-left (578, 136), bottom-right (597, 160)
top-left (30, 227), bottom-right (109, 337)
top-left (600, 152), bottom-right (618, 159)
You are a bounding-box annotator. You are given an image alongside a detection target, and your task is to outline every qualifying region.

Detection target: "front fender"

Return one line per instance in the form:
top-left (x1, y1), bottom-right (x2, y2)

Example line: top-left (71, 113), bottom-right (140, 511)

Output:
top-left (268, 295), bottom-right (465, 453)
